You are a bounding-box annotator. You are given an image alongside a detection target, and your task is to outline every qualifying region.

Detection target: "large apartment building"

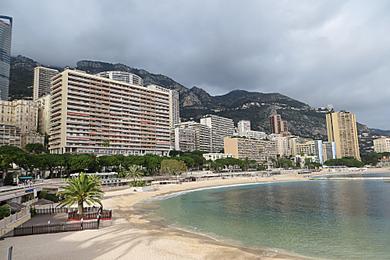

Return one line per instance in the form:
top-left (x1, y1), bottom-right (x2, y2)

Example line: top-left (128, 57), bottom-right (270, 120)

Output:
top-left (49, 69), bottom-right (172, 156)
top-left (33, 66), bottom-right (59, 101)
top-left (0, 99), bottom-right (38, 133)
top-left (373, 137), bottom-right (390, 153)
top-left (174, 121), bottom-right (211, 152)
top-left (326, 111), bottom-right (361, 160)
top-left (224, 136), bottom-right (277, 162)
top-left (200, 114), bottom-right (234, 152)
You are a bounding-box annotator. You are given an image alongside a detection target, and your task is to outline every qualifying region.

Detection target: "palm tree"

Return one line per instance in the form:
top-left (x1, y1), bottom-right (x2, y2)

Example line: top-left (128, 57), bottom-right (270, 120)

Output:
top-left (57, 173), bottom-right (104, 216)
top-left (123, 165), bottom-right (143, 186)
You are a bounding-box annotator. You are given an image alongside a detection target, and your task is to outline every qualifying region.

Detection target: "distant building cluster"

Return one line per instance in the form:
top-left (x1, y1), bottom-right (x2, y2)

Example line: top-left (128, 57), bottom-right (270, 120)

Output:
top-left (0, 15), bottom-right (373, 167)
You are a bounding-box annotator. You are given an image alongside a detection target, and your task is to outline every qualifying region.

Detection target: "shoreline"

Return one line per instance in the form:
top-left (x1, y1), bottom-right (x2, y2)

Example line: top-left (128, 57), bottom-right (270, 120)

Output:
top-left (1, 169), bottom-right (389, 259)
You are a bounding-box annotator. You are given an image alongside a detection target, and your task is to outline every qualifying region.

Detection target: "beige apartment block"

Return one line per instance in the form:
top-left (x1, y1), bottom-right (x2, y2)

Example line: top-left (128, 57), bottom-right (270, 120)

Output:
top-left (21, 132), bottom-right (45, 147)
top-left (326, 111), bottom-right (361, 160)
top-left (224, 136), bottom-right (276, 163)
top-left (373, 137), bottom-right (390, 153)
top-left (33, 66), bottom-right (59, 101)
top-left (0, 124), bottom-right (21, 147)
top-left (49, 69), bottom-right (172, 155)
top-left (0, 99), bottom-right (38, 134)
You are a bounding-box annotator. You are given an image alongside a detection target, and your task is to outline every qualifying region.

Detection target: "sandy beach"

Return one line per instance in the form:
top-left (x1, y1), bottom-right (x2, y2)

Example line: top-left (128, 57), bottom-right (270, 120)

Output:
top-left (1, 168), bottom-right (389, 260)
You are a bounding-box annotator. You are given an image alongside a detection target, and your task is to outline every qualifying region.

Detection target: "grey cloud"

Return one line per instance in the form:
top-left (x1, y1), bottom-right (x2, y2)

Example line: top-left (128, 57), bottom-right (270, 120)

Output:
top-left (2, 0), bottom-right (390, 128)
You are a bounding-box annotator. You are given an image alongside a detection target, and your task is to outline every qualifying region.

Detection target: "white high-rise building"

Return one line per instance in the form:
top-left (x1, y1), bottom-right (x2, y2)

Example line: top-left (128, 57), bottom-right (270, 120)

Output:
top-left (33, 66), bottom-right (59, 101)
top-left (373, 137), bottom-right (390, 153)
top-left (200, 115), bottom-right (234, 152)
top-left (49, 69), bottom-right (172, 155)
top-left (237, 120), bottom-right (251, 135)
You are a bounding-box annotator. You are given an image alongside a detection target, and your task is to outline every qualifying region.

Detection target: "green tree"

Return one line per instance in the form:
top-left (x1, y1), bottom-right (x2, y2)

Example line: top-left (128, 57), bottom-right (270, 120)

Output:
top-left (144, 155), bottom-right (163, 175)
top-left (68, 154), bottom-right (97, 173)
top-left (3, 172), bottom-right (14, 185)
top-left (160, 159), bottom-right (187, 176)
top-left (119, 165), bottom-right (144, 186)
top-left (25, 143), bottom-right (47, 154)
top-left (324, 157), bottom-right (364, 168)
top-left (361, 152), bottom-right (381, 166)
top-left (57, 173), bottom-right (104, 215)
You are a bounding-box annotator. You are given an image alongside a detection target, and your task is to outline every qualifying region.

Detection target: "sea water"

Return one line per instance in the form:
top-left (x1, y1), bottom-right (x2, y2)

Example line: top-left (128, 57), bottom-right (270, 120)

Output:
top-left (155, 179), bottom-right (390, 259)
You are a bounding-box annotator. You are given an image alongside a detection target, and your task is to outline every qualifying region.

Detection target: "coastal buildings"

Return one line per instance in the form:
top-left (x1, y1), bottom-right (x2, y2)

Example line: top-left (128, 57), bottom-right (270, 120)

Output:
top-left (373, 137), bottom-right (390, 153)
top-left (269, 134), bottom-right (293, 157)
top-left (269, 110), bottom-right (289, 135)
top-left (224, 136), bottom-right (277, 162)
top-left (174, 121), bottom-right (211, 152)
top-left (0, 124), bottom-right (21, 147)
top-left (0, 16), bottom-right (12, 100)
top-left (49, 69), bottom-right (171, 155)
top-left (33, 66), bottom-right (59, 101)
top-left (0, 99), bottom-right (38, 134)
top-left (237, 120), bottom-right (251, 135)
top-left (236, 120), bottom-right (267, 140)
top-left (326, 111), bottom-right (361, 160)
top-left (201, 115), bottom-right (234, 152)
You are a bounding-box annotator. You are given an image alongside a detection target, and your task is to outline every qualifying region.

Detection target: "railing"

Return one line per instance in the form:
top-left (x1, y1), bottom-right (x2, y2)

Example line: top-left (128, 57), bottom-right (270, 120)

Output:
top-left (14, 221), bottom-right (99, 236)
top-left (34, 206), bottom-right (102, 215)
top-left (68, 209), bottom-right (112, 220)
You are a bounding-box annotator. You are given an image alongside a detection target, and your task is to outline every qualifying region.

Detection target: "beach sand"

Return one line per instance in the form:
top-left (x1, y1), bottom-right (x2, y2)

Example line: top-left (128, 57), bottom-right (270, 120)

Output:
top-left (0, 174), bottom-right (312, 260)
top-left (6, 167), bottom-right (390, 260)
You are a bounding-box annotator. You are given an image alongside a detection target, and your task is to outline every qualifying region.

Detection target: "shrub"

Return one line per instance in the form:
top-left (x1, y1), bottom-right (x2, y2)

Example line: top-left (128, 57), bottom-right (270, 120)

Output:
top-left (0, 204), bottom-right (11, 219)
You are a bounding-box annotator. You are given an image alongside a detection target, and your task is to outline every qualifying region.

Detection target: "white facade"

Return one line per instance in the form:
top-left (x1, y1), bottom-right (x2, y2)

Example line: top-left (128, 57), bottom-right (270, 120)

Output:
top-left (237, 120), bottom-right (251, 135)
top-left (373, 137), bottom-right (390, 153)
top-left (96, 71), bottom-right (143, 86)
top-left (203, 153), bottom-right (232, 161)
top-left (0, 99), bottom-right (38, 134)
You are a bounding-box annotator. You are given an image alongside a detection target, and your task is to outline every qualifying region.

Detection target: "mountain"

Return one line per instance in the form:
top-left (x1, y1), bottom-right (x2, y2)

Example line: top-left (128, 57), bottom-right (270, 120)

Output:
top-left (8, 56), bottom-right (390, 153)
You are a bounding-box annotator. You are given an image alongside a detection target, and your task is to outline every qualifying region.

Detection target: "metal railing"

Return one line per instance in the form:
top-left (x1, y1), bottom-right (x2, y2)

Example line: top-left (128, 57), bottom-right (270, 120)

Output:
top-left (68, 209), bottom-right (112, 220)
top-left (34, 206), bottom-right (102, 215)
top-left (14, 221), bottom-right (98, 236)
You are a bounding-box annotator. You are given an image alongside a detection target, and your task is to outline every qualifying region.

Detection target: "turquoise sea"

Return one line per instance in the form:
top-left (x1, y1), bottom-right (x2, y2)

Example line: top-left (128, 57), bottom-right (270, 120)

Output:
top-left (154, 179), bottom-right (390, 259)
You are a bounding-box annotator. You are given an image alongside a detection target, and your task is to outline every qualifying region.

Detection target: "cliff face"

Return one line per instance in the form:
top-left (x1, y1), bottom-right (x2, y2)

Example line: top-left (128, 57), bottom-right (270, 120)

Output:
top-left (8, 56), bottom-right (390, 153)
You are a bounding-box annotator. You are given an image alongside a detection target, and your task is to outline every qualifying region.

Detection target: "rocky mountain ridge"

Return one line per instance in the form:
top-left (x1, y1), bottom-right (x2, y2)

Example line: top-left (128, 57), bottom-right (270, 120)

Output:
top-left (8, 55), bottom-right (390, 153)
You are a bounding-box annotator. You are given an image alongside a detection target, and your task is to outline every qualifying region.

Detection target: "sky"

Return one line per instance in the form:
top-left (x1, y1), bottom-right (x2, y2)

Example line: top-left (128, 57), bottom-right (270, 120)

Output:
top-left (2, 0), bottom-right (390, 129)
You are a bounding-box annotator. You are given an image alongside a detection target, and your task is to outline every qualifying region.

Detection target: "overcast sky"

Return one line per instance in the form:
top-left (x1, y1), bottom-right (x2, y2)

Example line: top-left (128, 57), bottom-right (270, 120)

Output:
top-left (2, 0), bottom-right (390, 129)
